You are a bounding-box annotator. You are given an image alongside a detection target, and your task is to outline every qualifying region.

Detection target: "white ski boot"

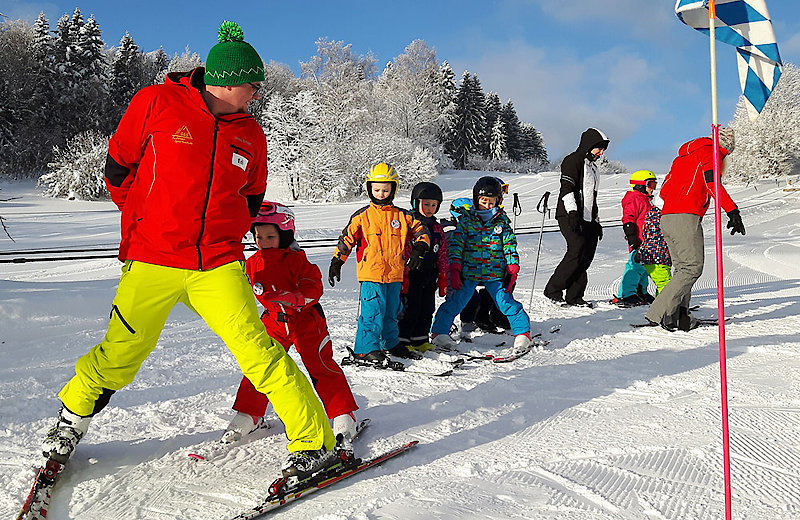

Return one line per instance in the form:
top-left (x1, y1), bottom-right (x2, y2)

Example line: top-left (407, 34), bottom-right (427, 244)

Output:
top-left (41, 408), bottom-right (92, 463)
top-left (282, 446), bottom-right (338, 478)
top-left (332, 412), bottom-right (357, 442)
top-left (431, 333), bottom-right (457, 351)
top-left (221, 412), bottom-right (267, 444)
top-left (512, 332), bottom-right (532, 355)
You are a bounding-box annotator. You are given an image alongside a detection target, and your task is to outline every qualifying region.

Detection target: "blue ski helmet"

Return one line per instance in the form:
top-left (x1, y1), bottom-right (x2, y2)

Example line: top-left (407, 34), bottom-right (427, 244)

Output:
top-left (449, 197), bottom-right (473, 219)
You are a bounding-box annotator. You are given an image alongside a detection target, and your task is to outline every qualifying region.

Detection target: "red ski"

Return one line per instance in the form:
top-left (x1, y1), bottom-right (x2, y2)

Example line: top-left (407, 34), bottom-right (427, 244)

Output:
top-left (227, 440), bottom-right (418, 519)
top-left (16, 458), bottom-right (65, 520)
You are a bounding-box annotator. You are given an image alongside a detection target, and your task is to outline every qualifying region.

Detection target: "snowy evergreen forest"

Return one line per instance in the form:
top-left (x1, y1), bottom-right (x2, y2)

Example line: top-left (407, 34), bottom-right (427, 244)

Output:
top-left (1, 8), bottom-right (798, 201)
top-left (0, 9), bottom-right (549, 201)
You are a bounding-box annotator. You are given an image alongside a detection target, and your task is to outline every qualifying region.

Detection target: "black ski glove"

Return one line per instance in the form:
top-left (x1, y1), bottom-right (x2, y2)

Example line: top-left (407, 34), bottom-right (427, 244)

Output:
top-left (595, 221), bottom-right (603, 241)
top-left (407, 242), bottom-right (429, 270)
top-left (567, 211), bottom-right (581, 233)
top-left (328, 257), bottom-right (344, 287)
top-left (622, 222), bottom-right (641, 249)
top-left (726, 208), bottom-right (745, 235)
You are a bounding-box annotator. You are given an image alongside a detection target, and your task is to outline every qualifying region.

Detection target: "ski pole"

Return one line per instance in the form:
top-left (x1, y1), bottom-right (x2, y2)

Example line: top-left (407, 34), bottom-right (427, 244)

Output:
top-left (512, 192), bottom-right (522, 231)
top-left (527, 191), bottom-right (550, 311)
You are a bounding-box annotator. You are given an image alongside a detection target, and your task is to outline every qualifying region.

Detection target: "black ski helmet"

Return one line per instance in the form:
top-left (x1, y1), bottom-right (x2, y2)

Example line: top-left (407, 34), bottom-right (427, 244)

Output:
top-left (410, 182), bottom-right (443, 213)
top-left (473, 176), bottom-right (506, 206)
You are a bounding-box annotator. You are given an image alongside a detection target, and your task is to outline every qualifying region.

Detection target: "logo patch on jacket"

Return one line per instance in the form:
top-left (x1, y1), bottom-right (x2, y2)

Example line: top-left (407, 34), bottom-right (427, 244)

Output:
top-left (391, 219), bottom-right (400, 229)
top-left (493, 225), bottom-right (503, 235)
top-left (172, 125), bottom-right (193, 144)
top-left (232, 152), bottom-right (249, 171)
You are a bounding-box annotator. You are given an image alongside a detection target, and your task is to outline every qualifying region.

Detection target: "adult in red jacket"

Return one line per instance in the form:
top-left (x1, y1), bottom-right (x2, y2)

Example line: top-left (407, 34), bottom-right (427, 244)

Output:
top-left (644, 127), bottom-right (746, 331)
top-left (40, 22), bottom-right (337, 481)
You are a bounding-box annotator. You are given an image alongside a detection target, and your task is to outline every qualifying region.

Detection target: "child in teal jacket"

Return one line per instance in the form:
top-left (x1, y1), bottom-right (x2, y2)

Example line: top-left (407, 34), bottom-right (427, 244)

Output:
top-left (430, 177), bottom-right (532, 353)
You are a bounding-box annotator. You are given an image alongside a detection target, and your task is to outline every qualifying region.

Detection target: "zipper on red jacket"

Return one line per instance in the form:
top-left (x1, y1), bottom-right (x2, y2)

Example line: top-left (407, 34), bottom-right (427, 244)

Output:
top-left (196, 120), bottom-right (219, 270)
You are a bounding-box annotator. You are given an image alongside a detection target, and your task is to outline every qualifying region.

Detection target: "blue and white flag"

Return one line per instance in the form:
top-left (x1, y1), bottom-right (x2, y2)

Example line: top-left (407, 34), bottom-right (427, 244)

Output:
top-left (675, 0), bottom-right (782, 120)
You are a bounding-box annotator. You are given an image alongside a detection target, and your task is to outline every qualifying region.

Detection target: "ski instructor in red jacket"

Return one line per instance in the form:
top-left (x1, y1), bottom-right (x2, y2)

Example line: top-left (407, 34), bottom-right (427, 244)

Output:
top-left (40, 22), bottom-right (338, 480)
top-left (644, 127), bottom-right (746, 331)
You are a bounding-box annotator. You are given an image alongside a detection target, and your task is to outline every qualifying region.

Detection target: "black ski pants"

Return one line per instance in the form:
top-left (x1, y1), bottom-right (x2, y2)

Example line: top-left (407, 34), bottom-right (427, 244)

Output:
top-left (544, 218), bottom-right (601, 304)
top-left (398, 270), bottom-right (437, 347)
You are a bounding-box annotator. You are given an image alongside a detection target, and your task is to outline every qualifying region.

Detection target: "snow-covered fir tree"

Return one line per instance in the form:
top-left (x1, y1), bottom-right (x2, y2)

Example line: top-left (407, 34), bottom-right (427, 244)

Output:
top-left (451, 71), bottom-right (487, 169)
top-left (489, 117), bottom-right (507, 161)
top-left (727, 62), bottom-right (800, 182)
top-left (108, 32), bottom-right (145, 128)
top-left (147, 48), bottom-right (168, 83)
top-left (158, 48), bottom-right (204, 84)
top-left (519, 122), bottom-right (548, 165)
top-left (483, 93), bottom-right (502, 158)
top-left (436, 60), bottom-right (458, 165)
top-left (499, 100), bottom-right (522, 162)
top-left (0, 19), bottom-right (52, 176)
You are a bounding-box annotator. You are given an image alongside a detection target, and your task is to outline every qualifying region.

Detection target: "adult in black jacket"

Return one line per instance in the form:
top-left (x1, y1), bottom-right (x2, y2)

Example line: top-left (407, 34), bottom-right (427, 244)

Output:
top-left (544, 127), bottom-right (610, 306)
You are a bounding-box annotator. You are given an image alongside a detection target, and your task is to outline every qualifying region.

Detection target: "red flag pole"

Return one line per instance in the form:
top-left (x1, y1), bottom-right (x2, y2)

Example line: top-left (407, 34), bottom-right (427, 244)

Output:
top-left (708, 1), bottom-right (733, 518)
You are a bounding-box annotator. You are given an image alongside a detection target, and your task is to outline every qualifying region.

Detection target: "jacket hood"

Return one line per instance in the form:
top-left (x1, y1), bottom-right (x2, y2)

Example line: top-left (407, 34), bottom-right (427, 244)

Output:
top-left (678, 136), bottom-right (731, 159)
top-left (576, 127), bottom-right (610, 155)
top-left (166, 67), bottom-right (205, 88)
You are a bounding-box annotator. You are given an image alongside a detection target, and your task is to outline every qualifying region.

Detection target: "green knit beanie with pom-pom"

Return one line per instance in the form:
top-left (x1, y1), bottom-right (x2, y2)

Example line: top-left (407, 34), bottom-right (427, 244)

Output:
top-left (204, 21), bottom-right (264, 86)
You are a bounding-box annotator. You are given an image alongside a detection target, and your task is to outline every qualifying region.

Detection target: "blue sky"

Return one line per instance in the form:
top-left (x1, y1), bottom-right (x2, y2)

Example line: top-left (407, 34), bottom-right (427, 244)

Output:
top-left (3, 0), bottom-right (799, 172)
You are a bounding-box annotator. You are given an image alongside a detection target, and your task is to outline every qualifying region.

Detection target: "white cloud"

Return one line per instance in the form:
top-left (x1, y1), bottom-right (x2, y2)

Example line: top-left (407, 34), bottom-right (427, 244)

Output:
top-left (527, 0), bottom-right (675, 39)
top-left (0, 0), bottom-right (59, 21)
top-left (449, 40), bottom-right (691, 163)
top-left (782, 31), bottom-right (800, 60)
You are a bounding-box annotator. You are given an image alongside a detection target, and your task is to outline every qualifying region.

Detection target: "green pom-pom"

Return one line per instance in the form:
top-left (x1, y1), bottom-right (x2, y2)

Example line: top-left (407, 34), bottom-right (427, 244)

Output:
top-left (218, 21), bottom-right (244, 43)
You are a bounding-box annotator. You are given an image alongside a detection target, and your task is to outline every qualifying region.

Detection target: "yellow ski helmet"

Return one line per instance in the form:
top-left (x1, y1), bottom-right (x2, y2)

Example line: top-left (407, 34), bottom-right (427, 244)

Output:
top-left (629, 169), bottom-right (657, 189)
top-left (366, 162), bottom-right (399, 205)
top-left (366, 162), bottom-right (399, 184)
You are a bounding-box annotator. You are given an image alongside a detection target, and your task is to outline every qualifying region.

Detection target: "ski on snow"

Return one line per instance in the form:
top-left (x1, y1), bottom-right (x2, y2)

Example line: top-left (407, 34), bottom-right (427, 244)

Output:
top-left (630, 317), bottom-right (729, 328)
top-left (341, 347), bottom-right (460, 376)
top-left (188, 418), bottom-right (372, 461)
top-left (227, 440), bottom-right (418, 519)
top-left (16, 457), bottom-right (65, 520)
top-left (463, 334), bottom-right (549, 363)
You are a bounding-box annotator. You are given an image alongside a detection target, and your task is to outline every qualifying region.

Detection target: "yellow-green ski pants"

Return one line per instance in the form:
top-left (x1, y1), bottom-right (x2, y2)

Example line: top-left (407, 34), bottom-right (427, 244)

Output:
top-left (59, 260), bottom-right (335, 452)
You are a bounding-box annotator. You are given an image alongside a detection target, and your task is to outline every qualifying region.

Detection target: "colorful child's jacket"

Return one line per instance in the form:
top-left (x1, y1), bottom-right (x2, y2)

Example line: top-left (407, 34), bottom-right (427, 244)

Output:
top-left (449, 205), bottom-right (519, 281)
top-left (638, 206), bottom-right (672, 266)
top-left (334, 202), bottom-right (429, 284)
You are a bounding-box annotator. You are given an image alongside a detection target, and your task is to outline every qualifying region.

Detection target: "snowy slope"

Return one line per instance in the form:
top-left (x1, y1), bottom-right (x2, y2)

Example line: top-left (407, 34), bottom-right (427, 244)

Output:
top-left (1, 172), bottom-right (800, 520)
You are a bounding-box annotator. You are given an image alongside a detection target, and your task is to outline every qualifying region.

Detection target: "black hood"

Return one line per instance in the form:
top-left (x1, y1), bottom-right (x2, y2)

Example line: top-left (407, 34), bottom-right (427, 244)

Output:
top-left (576, 127), bottom-right (610, 157)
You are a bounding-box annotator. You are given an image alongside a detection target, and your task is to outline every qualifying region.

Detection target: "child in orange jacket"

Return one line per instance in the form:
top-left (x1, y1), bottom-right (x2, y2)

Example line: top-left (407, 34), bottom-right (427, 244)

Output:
top-left (224, 202), bottom-right (359, 443)
top-left (327, 163), bottom-right (430, 366)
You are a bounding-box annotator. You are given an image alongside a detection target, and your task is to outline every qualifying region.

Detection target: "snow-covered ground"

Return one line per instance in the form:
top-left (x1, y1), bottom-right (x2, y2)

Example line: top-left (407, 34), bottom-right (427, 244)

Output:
top-left (1, 171), bottom-right (799, 519)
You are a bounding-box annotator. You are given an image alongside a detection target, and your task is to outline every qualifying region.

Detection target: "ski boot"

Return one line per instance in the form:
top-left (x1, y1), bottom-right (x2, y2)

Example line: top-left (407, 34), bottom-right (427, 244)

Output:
top-left (388, 343), bottom-right (422, 360)
top-left (41, 407), bottom-right (92, 463)
top-left (430, 333), bottom-right (457, 351)
top-left (221, 412), bottom-right (267, 444)
top-left (282, 446), bottom-right (339, 478)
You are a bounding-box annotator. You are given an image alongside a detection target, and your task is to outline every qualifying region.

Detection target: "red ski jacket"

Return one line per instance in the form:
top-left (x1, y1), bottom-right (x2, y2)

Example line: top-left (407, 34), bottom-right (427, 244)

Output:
top-left (620, 189), bottom-right (652, 246)
top-left (246, 248), bottom-right (323, 313)
top-left (104, 68), bottom-right (268, 270)
top-left (660, 137), bottom-right (737, 217)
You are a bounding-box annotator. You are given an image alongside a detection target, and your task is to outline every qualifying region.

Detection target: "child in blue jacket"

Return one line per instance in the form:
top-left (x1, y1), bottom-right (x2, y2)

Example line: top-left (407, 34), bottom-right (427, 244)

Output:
top-left (430, 176), bottom-right (532, 353)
